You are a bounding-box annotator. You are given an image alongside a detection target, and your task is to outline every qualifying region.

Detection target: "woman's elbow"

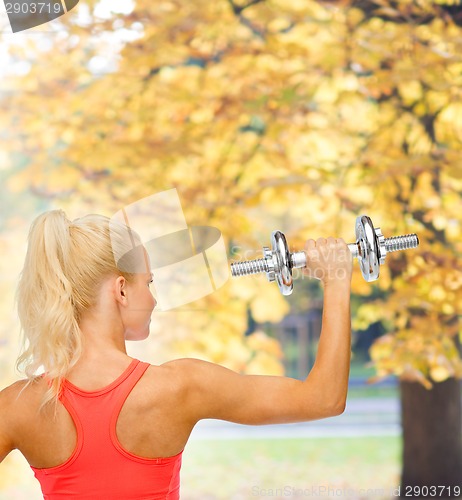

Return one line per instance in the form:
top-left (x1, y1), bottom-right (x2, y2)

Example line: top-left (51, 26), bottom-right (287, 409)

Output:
top-left (316, 393), bottom-right (347, 418)
top-left (301, 395), bottom-right (347, 421)
top-left (329, 398), bottom-right (347, 416)
top-left (330, 396), bottom-right (346, 417)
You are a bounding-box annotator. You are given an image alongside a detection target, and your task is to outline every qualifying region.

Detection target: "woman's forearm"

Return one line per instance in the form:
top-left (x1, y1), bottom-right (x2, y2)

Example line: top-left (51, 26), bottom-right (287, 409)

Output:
top-left (305, 279), bottom-right (352, 412)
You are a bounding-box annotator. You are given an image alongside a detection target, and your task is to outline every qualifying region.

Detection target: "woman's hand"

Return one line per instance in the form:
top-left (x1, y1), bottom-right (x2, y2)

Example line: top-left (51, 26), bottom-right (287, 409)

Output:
top-left (302, 237), bottom-right (353, 286)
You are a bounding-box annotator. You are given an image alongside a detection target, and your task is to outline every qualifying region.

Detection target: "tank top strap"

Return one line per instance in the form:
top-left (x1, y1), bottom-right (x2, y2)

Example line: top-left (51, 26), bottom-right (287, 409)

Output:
top-left (110, 359), bottom-right (151, 416)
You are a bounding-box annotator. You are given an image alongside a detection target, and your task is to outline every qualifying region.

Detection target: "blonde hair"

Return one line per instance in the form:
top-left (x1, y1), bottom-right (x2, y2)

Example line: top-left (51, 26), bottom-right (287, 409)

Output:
top-left (15, 209), bottom-right (144, 412)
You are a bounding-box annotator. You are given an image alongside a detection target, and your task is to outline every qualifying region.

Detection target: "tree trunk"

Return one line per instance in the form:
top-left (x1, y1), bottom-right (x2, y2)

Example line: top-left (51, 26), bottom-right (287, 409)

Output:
top-left (400, 342), bottom-right (462, 499)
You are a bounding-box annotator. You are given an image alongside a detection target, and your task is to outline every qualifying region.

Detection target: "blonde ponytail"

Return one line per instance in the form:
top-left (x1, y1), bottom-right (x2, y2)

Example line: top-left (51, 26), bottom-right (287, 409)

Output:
top-left (15, 209), bottom-right (143, 412)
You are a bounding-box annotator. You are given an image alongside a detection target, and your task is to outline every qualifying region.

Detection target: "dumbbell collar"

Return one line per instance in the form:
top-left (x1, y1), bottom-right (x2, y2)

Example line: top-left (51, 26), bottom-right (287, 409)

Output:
top-left (263, 246), bottom-right (275, 282)
top-left (375, 228), bottom-right (387, 265)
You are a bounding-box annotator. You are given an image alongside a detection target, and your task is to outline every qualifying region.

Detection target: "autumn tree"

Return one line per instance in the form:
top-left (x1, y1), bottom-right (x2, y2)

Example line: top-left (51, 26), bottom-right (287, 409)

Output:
top-left (1, 0), bottom-right (461, 494)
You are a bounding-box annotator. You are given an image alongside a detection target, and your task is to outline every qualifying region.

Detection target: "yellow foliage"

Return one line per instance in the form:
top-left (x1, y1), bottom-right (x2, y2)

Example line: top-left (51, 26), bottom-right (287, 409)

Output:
top-left (350, 271), bottom-right (374, 296)
top-left (246, 329), bottom-right (284, 359)
top-left (369, 334), bottom-right (395, 362)
top-left (368, 327), bottom-right (462, 389)
top-left (250, 283), bottom-right (290, 324)
top-left (436, 102), bottom-right (462, 145)
top-left (430, 364), bottom-right (451, 383)
top-left (400, 364), bottom-right (433, 390)
top-left (398, 80), bottom-right (423, 105)
top-left (353, 302), bottom-right (385, 331)
top-left (245, 351), bottom-right (285, 376)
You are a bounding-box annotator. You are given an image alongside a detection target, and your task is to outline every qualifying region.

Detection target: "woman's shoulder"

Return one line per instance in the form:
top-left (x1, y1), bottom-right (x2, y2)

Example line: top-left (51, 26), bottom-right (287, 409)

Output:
top-left (142, 359), bottom-right (190, 394)
top-left (1, 377), bottom-right (42, 397)
top-left (0, 376), bottom-right (46, 410)
top-left (143, 358), bottom-right (209, 403)
top-left (154, 357), bottom-right (222, 396)
top-left (156, 357), bottom-right (207, 384)
top-left (158, 357), bottom-right (209, 371)
top-left (0, 377), bottom-right (45, 446)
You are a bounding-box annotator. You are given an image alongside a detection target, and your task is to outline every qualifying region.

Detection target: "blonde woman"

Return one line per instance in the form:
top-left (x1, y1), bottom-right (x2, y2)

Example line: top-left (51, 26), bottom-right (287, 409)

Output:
top-left (0, 209), bottom-right (352, 499)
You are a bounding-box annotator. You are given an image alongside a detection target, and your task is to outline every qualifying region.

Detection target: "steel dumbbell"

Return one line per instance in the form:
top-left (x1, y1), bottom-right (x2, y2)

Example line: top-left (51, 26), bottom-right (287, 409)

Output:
top-left (230, 215), bottom-right (419, 295)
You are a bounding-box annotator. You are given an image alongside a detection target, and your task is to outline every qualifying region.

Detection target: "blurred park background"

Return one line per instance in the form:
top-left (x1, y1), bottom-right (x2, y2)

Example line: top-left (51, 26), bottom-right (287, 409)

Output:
top-left (0, 0), bottom-right (461, 498)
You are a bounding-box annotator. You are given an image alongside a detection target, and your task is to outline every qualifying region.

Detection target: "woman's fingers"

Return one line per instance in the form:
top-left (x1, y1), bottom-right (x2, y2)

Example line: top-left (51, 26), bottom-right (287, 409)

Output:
top-left (303, 236), bottom-right (353, 284)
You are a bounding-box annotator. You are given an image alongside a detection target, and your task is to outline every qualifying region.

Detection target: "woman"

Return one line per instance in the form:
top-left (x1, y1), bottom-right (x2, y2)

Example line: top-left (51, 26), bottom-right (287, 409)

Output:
top-left (0, 209), bottom-right (352, 499)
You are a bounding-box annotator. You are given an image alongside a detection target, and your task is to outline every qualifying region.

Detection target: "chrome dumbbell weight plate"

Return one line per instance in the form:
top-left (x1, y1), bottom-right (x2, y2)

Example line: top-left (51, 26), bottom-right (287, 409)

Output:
top-left (355, 215), bottom-right (381, 282)
top-left (271, 231), bottom-right (294, 296)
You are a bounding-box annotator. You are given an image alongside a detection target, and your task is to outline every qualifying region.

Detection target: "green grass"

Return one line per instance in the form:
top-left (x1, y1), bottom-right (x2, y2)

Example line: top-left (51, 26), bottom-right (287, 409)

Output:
top-left (181, 436), bottom-right (402, 499)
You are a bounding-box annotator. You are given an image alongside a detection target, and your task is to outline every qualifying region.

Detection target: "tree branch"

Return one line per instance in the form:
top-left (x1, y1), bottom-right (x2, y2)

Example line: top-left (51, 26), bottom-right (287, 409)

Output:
top-left (227, 0), bottom-right (265, 16)
top-left (227, 0), bottom-right (266, 40)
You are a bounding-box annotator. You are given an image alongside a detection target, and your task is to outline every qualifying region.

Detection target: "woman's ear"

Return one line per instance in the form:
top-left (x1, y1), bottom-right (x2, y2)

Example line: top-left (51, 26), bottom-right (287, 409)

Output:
top-left (114, 275), bottom-right (127, 304)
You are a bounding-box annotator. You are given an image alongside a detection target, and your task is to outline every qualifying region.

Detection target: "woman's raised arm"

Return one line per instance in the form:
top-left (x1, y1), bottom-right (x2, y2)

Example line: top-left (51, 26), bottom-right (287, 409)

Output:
top-left (168, 237), bottom-right (352, 426)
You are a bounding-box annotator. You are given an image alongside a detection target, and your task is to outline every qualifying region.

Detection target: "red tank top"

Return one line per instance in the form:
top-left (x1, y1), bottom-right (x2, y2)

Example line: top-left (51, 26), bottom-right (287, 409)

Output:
top-left (31, 358), bottom-right (183, 499)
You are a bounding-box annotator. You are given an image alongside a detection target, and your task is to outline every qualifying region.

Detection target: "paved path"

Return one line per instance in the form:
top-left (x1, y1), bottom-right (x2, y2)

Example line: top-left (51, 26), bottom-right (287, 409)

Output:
top-left (188, 397), bottom-right (401, 440)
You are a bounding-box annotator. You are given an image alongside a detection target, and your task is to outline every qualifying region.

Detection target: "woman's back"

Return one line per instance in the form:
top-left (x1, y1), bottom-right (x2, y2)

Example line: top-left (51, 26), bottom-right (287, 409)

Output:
top-left (5, 356), bottom-right (193, 499)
